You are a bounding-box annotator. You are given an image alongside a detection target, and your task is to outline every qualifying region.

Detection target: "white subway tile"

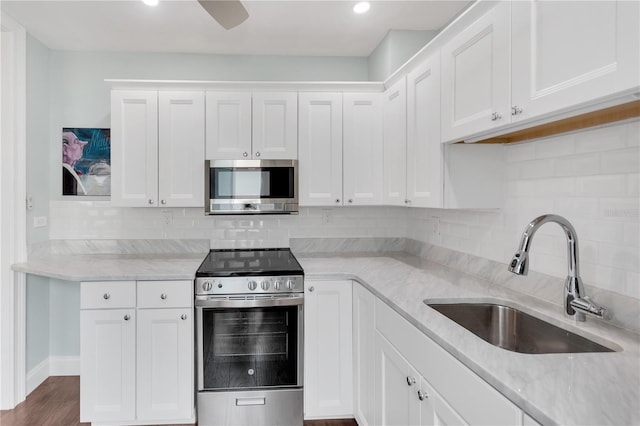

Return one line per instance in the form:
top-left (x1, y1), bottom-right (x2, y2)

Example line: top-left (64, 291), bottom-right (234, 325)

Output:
top-left (535, 177), bottom-right (575, 197)
top-left (600, 198), bottom-right (640, 221)
top-left (599, 243), bottom-right (639, 273)
top-left (535, 134), bottom-right (574, 159)
top-left (625, 271), bottom-right (640, 299)
top-left (601, 148), bottom-right (640, 174)
top-left (506, 142), bottom-right (536, 163)
top-left (574, 123), bottom-right (627, 153)
top-left (623, 222), bottom-right (639, 248)
top-left (628, 174), bottom-right (639, 197)
top-left (581, 220), bottom-right (625, 244)
top-left (555, 197), bottom-right (599, 220)
top-left (519, 159), bottom-right (556, 179)
top-left (575, 175), bottom-right (627, 197)
top-left (554, 153), bottom-right (600, 177)
top-left (626, 119), bottom-right (640, 147)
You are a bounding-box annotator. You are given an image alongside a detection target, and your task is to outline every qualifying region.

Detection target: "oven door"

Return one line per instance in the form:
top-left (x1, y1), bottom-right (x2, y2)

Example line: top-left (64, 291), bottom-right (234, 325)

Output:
top-left (196, 295), bottom-right (304, 392)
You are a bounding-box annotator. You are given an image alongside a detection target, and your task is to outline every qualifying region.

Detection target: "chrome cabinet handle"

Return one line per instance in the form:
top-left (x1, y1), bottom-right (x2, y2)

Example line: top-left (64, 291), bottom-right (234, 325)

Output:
top-left (406, 376), bottom-right (416, 386)
top-left (243, 152), bottom-right (248, 157)
top-left (308, 286), bottom-right (315, 292)
top-left (124, 314), bottom-right (130, 321)
top-left (148, 199), bottom-right (154, 205)
top-left (511, 105), bottom-right (523, 116)
top-left (348, 199), bottom-right (353, 204)
top-left (491, 112), bottom-right (502, 121)
top-left (405, 199), bottom-right (411, 204)
top-left (160, 293), bottom-right (167, 300)
top-left (417, 390), bottom-right (428, 401)
top-left (103, 293), bottom-right (110, 300)
top-left (255, 151), bottom-right (261, 157)
top-left (181, 314), bottom-right (187, 320)
top-left (161, 199), bottom-right (166, 205)
top-left (335, 199), bottom-right (340, 204)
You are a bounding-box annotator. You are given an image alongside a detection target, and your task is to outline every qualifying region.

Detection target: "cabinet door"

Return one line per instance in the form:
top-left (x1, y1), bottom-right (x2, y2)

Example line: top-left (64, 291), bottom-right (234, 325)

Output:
top-left (375, 332), bottom-right (415, 426)
top-left (205, 91), bottom-right (252, 159)
top-left (440, 2), bottom-right (511, 142)
top-left (382, 78), bottom-right (407, 206)
top-left (80, 309), bottom-right (136, 423)
top-left (406, 53), bottom-right (442, 208)
top-left (353, 284), bottom-right (376, 426)
top-left (111, 90), bottom-right (158, 207)
top-left (252, 92), bottom-right (298, 159)
top-left (158, 91), bottom-right (204, 207)
top-left (343, 93), bottom-right (384, 205)
top-left (511, 0), bottom-right (640, 122)
top-left (298, 93), bottom-right (343, 206)
top-left (304, 280), bottom-right (353, 419)
top-left (137, 308), bottom-right (193, 421)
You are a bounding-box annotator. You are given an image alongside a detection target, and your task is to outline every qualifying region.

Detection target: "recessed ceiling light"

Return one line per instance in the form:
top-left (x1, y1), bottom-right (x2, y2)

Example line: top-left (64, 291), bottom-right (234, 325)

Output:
top-left (142, 0), bottom-right (159, 6)
top-left (353, 2), bottom-right (370, 14)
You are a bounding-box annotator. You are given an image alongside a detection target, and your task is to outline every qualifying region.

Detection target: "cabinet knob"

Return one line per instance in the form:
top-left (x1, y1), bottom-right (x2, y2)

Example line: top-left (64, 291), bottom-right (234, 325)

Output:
top-left (124, 314), bottom-right (130, 321)
top-left (406, 376), bottom-right (416, 386)
top-left (335, 199), bottom-right (340, 204)
top-left (404, 199), bottom-right (411, 204)
top-left (417, 389), bottom-right (428, 401)
top-left (308, 286), bottom-right (315, 292)
top-left (160, 293), bottom-right (167, 300)
top-left (161, 199), bottom-right (167, 205)
top-left (491, 112), bottom-right (502, 121)
top-left (255, 151), bottom-right (261, 157)
top-left (348, 199), bottom-right (353, 204)
top-left (181, 314), bottom-right (187, 320)
top-left (243, 152), bottom-right (248, 157)
top-left (511, 105), bottom-right (523, 116)
top-left (148, 199), bottom-right (154, 205)
top-left (103, 293), bottom-right (110, 300)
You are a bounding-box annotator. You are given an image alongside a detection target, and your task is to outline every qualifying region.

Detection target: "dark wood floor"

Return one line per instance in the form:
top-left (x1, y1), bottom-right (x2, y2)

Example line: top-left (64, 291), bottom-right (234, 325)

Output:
top-left (0, 376), bottom-right (357, 426)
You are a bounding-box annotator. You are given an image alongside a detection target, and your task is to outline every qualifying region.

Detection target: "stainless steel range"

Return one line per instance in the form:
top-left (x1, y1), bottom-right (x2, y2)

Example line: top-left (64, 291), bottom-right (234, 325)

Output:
top-left (194, 248), bottom-right (304, 426)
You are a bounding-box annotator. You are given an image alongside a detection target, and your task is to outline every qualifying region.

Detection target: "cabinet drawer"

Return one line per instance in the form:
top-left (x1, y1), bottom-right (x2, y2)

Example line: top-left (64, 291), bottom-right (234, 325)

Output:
top-left (81, 281), bottom-right (136, 309)
top-left (137, 280), bottom-right (192, 308)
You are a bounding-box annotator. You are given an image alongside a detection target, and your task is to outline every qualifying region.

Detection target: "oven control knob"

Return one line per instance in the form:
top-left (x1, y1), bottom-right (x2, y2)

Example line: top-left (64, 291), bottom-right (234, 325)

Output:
top-left (202, 281), bottom-right (213, 292)
top-left (260, 280), bottom-right (270, 290)
top-left (248, 280), bottom-right (258, 291)
top-left (287, 279), bottom-right (296, 290)
top-left (274, 280), bottom-right (283, 290)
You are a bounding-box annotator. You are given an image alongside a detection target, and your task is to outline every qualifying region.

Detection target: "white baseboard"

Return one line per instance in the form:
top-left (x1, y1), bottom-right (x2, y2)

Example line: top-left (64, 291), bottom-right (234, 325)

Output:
top-left (26, 359), bottom-right (49, 396)
top-left (26, 356), bottom-right (80, 396)
top-left (50, 356), bottom-right (80, 376)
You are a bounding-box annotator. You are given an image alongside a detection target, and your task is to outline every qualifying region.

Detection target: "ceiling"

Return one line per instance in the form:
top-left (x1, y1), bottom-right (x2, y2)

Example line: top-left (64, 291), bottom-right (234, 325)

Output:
top-left (1, 0), bottom-right (472, 57)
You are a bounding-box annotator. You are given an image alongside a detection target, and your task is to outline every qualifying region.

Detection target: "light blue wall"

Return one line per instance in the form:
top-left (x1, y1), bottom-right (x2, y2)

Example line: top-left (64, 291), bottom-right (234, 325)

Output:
top-left (49, 280), bottom-right (80, 358)
top-left (25, 34), bottom-right (51, 372)
top-left (368, 30), bottom-right (437, 81)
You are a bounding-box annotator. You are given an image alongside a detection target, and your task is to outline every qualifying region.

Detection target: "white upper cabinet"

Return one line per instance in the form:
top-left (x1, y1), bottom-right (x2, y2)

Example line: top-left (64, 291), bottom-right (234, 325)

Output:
top-left (406, 53), bottom-right (442, 208)
top-left (441, 1), bottom-right (511, 142)
top-left (343, 93), bottom-right (384, 205)
top-left (206, 91), bottom-right (297, 159)
top-left (252, 92), bottom-right (298, 159)
top-left (158, 91), bottom-right (205, 207)
top-left (111, 90), bottom-right (159, 207)
top-left (382, 78), bottom-right (407, 206)
top-left (205, 92), bottom-right (252, 159)
top-left (511, 0), bottom-right (640, 122)
top-left (298, 93), bottom-right (343, 206)
top-left (111, 90), bottom-right (204, 207)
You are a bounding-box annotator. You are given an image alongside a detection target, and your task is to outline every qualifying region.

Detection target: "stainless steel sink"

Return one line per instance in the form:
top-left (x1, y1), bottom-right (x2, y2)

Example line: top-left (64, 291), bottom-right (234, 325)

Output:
top-left (426, 301), bottom-right (615, 354)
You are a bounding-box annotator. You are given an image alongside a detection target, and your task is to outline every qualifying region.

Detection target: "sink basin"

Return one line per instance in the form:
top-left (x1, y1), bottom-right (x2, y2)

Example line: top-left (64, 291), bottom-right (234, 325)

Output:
top-left (426, 301), bottom-right (615, 354)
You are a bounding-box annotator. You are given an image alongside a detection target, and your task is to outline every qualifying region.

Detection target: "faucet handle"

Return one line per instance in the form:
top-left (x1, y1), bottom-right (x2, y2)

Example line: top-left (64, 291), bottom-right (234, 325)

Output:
top-left (570, 297), bottom-right (611, 320)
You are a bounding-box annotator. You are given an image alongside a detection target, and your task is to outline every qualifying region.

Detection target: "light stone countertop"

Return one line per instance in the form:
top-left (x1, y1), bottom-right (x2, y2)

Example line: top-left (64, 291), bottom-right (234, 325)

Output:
top-left (298, 253), bottom-right (640, 426)
top-left (12, 250), bottom-right (640, 425)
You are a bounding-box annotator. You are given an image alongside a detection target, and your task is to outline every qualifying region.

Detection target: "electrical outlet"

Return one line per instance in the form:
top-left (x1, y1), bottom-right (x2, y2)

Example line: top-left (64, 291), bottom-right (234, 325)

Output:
top-left (162, 211), bottom-right (173, 226)
top-left (321, 209), bottom-right (332, 224)
top-left (432, 216), bottom-right (440, 237)
top-left (34, 216), bottom-right (47, 228)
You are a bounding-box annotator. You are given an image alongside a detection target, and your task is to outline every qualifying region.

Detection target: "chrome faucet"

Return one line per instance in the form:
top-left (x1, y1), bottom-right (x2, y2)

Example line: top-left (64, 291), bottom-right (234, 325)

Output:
top-left (508, 214), bottom-right (610, 321)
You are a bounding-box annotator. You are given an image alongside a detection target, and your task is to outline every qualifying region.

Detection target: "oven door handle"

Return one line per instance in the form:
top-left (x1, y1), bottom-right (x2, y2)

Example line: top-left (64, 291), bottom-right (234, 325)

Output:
top-left (195, 295), bottom-right (304, 308)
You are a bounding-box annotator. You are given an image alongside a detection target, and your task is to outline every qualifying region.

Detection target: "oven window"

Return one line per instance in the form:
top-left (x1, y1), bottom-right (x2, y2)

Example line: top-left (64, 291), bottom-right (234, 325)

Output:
top-left (201, 306), bottom-right (300, 390)
top-left (211, 167), bottom-right (294, 199)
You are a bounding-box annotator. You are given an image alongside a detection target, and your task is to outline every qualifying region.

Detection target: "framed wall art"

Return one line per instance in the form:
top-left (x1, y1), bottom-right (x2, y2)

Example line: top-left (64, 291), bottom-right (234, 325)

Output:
top-left (62, 128), bottom-right (110, 196)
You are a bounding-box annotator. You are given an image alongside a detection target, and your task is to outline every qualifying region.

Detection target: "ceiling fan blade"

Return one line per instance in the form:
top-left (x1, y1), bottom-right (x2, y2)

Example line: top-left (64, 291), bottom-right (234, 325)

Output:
top-left (198, 0), bottom-right (249, 30)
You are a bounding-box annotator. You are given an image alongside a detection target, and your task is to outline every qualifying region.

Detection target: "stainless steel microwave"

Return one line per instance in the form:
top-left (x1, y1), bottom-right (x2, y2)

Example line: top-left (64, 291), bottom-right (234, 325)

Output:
top-left (205, 159), bottom-right (298, 215)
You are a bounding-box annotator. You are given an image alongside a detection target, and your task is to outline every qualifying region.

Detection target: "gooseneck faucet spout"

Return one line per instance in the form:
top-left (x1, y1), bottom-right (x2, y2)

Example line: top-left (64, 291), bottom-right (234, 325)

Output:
top-left (508, 214), bottom-right (610, 321)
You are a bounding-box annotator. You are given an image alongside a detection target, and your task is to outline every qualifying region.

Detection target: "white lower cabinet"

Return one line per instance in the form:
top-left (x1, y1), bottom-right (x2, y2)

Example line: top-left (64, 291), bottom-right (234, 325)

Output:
top-left (80, 280), bottom-right (194, 425)
top-left (353, 283), bottom-right (375, 426)
top-left (304, 280), bottom-right (353, 419)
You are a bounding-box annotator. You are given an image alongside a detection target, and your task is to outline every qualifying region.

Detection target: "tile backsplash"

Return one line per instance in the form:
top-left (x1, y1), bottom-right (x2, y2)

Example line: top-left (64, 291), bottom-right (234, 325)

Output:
top-left (49, 119), bottom-right (639, 300)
